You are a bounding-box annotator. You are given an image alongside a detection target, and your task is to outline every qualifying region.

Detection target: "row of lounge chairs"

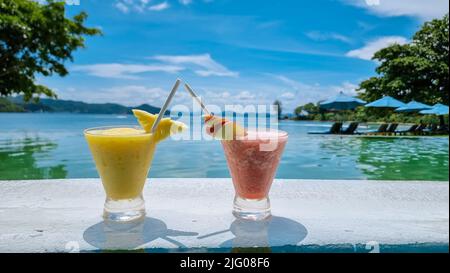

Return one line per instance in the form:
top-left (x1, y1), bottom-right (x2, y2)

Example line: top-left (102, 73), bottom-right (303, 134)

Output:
top-left (367, 123), bottom-right (449, 136)
top-left (308, 122), bottom-right (358, 135)
top-left (364, 123), bottom-right (397, 135)
top-left (308, 122), bottom-right (449, 136)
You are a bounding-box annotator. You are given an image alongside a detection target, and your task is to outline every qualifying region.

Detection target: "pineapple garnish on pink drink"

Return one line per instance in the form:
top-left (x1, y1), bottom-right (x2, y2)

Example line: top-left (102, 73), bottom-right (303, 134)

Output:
top-left (203, 115), bottom-right (247, 140)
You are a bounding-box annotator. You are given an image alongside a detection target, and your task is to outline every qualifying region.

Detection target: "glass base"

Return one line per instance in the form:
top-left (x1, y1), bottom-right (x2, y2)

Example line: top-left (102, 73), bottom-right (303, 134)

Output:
top-left (232, 195), bottom-right (271, 221)
top-left (103, 195), bottom-right (146, 222)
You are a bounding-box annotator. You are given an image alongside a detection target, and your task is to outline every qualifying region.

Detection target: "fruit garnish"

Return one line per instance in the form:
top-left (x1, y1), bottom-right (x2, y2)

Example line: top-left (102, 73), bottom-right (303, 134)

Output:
top-left (203, 114), bottom-right (246, 140)
top-left (132, 109), bottom-right (187, 142)
top-left (204, 115), bottom-right (222, 127)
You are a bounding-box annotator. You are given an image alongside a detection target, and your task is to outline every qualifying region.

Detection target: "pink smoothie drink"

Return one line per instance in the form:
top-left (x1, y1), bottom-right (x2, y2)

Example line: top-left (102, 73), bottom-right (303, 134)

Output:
top-left (222, 129), bottom-right (288, 200)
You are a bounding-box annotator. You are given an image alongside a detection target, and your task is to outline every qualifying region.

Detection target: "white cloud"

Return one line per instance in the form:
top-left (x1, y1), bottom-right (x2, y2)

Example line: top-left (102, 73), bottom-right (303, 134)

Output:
top-left (273, 75), bottom-right (307, 91)
top-left (273, 75), bottom-right (360, 108)
top-left (72, 53), bottom-right (238, 79)
top-left (220, 91), bottom-right (230, 98)
top-left (153, 54), bottom-right (239, 77)
top-left (190, 87), bottom-right (271, 108)
top-left (338, 81), bottom-right (359, 96)
top-left (103, 86), bottom-right (167, 105)
top-left (114, 2), bottom-right (129, 13)
top-left (149, 1), bottom-right (170, 11)
top-left (343, 0), bottom-right (449, 20)
top-left (60, 85), bottom-right (192, 107)
top-left (280, 92), bottom-right (295, 99)
top-left (72, 63), bottom-right (184, 79)
top-left (58, 85), bottom-right (168, 106)
top-left (346, 36), bottom-right (408, 60)
top-left (234, 91), bottom-right (255, 100)
top-left (114, 0), bottom-right (147, 13)
top-left (179, 0), bottom-right (192, 5)
top-left (306, 31), bottom-right (352, 43)
top-left (364, 0), bottom-right (380, 6)
top-left (114, 0), bottom-right (170, 13)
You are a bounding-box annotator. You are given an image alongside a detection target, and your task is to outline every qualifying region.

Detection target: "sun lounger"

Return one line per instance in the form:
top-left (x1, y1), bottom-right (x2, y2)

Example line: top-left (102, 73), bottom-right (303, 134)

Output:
top-left (385, 123), bottom-right (398, 135)
top-left (413, 124), bottom-right (427, 135)
top-left (308, 122), bottom-right (343, 135)
top-left (363, 123), bottom-right (388, 135)
top-left (396, 124), bottom-right (418, 135)
top-left (438, 124), bottom-right (449, 133)
top-left (341, 122), bottom-right (359, 135)
top-left (424, 124), bottom-right (438, 135)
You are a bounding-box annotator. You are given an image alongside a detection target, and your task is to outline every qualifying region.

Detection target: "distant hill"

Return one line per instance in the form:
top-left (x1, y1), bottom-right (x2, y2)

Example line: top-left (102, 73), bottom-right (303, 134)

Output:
top-left (1, 96), bottom-right (167, 115)
top-left (132, 103), bottom-right (164, 115)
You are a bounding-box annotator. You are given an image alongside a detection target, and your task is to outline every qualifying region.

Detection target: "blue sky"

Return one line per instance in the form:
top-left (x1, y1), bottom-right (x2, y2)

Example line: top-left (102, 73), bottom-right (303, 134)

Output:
top-left (40, 0), bottom-right (449, 112)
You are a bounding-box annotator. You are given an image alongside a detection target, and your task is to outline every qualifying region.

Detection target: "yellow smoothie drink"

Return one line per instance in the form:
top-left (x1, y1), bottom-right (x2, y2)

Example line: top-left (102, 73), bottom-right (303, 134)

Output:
top-left (85, 127), bottom-right (155, 200)
top-left (84, 109), bottom-right (187, 222)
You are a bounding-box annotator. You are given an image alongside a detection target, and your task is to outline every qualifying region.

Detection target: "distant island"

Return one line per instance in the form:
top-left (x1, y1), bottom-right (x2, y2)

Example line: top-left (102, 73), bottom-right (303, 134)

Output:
top-left (0, 96), bottom-right (166, 115)
top-left (0, 97), bottom-right (276, 118)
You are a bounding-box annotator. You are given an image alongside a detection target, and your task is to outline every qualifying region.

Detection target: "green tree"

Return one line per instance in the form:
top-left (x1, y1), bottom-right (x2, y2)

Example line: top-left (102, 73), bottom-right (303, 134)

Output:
top-left (0, 0), bottom-right (101, 101)
top-left (358, 14), bottom-right (449, 105)
top-left (294, 102), bottom-right (319, 117)
top-left (294, 106), bottom-right (303, 117)
top-left (302, 102), bottom-right (319, 113)
top-left (273, 100), bottom-right (282, 119)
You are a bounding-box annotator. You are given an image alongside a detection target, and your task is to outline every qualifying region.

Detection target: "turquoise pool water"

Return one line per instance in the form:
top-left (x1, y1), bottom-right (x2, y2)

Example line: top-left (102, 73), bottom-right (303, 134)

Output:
top-left (0, 113), bottom-right (448, 181)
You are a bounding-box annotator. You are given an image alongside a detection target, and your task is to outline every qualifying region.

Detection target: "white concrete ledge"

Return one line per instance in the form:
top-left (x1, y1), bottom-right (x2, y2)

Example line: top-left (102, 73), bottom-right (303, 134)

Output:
top-left (0, 178), bottom-right (448, 253)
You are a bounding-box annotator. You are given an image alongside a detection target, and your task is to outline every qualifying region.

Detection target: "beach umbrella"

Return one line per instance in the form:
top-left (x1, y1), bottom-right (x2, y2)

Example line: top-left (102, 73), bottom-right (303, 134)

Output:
top-left (420, 103), bottom-right (449, 115)
top-left (394, 100), bottom-right (432, 112)
top-left (365, 96), bottom-right (406, 108)
top-left (320, 91), bottom-right (366, 111)
top-left (420, 103), bottom-right (449, 127)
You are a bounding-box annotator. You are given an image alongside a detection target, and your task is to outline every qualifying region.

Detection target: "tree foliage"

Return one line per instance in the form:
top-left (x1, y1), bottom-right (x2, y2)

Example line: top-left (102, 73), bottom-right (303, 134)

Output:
top-left (358, 14), bottom-right (449, 105)
top-left (0, 0), bottom-right (101, 101)
top-left (292, 101), bottom-right (446, 124)
top-left (294, 102), bottom-right (320, 118)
